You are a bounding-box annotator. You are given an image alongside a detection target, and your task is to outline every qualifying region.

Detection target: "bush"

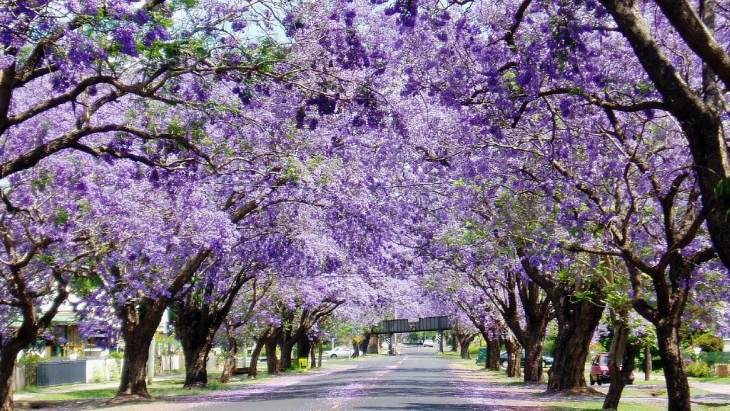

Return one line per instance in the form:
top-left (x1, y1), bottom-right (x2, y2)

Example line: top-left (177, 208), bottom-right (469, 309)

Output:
top-left (18, 353), bottom-right (44, 386)
top-left (686, 360), bottom-right (711, 378)
top-left (693, 333), bottom-right (724, 353)
top-left (109, 351), bottom-right (125, 360)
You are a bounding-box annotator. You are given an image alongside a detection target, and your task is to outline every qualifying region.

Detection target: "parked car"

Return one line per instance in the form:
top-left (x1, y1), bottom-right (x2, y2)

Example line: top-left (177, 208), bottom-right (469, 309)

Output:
top-left (589, 353), bottom-right (635, 385)
top-left (324, 346), bottom-right (354, 358)
top-left (500, 351), bottom-right (554, 368)
top-left (422, 339), bottom-right (434, 347)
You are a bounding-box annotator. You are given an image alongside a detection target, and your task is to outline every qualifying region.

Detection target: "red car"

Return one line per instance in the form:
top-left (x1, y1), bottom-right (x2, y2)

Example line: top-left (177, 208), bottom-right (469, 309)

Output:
top-left (589, 353), bottom-right (635, 385)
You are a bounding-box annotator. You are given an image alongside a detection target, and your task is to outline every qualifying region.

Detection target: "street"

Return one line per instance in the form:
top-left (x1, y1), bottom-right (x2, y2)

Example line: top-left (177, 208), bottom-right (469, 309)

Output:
top-left (23, 346), bottom-right (730, 411)
top-left (108, 346), bottom-right (554, 411)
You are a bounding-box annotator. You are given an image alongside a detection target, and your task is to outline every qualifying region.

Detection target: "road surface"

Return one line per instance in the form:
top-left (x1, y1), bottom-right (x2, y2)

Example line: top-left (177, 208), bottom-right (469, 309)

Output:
top-left (110, 345), bottom-right (554, 411)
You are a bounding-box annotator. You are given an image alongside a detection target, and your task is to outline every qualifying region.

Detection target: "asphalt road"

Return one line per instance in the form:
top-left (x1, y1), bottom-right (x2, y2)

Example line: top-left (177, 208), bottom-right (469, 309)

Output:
top-left (173, 345), bottom-right (488, 411)
top-left (94, 344), bottom-right (554, 411)
top-left (30, 345), bottom-right (730, 410)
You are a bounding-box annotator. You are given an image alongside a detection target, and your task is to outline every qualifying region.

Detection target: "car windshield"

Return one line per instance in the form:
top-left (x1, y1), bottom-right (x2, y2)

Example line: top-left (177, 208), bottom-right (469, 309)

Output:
top-left (600, 356), bottom-right (609, 365)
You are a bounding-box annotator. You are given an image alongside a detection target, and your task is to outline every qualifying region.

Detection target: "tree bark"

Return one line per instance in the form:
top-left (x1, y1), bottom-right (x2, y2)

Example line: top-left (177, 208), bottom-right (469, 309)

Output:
top-left (248, 338), bottom-right (266, 378)
top-left (173, 269), bottom-right (254, 388)
top-left (547, 288), bottom-right (605, 392)
top-left (487, 336), bottom-right (501, 371)
top-left (523, 339), bottom-right (545, 383)
top-left (219, 323), bottom-right (238, 383)
top-left (602, 309), bottom-right (630, 409)
top-left (0, 344), bottom-right (25, 411)
top-left (114, 298), bottom-right (167, 401)
top-left (279, 329), bottom-right (294, 371)
top-left (604, 337), bottom-right (638, 410)
top-left (297, 333), bottom-right (311, 368)
top-left (360, 333), bottom-right (371, 355)
top-left (459, 336), bottom-right (474, 359)
top-left (504, 338), bottom-right (521, 378)
top-left (310, 342), bottom-right (317, 368)
top-left (179, 332), bottom-right (210, 388)
top-left (266, 336), bottom-right (279, 374)
top-left (486, 253), bottom-right (554, 382)
top-left (113, 250), bottom-right (211, 401)
top-left (656, 320), bottom-right (691, 410)
top-left (0, 280), bottom-right (67, 411)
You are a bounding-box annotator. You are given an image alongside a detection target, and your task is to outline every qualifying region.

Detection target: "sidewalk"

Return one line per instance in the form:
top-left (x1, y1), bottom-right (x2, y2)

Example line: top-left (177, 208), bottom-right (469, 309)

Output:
top-left (690, 381), bottom-right (730, 406)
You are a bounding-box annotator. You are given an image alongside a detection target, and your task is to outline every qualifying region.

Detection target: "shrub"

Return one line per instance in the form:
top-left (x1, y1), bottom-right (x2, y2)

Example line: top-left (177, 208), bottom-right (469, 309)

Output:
top-left (693, 333), bottom-right (724, 353)
top-left (18, 353), bottom-right (44, 386)
top-left (685, 360), bottom-right (710, 378)
top-left (206, 380), bottom-right (223, 390)
top-left (109, 351), bottom-right (125, 360)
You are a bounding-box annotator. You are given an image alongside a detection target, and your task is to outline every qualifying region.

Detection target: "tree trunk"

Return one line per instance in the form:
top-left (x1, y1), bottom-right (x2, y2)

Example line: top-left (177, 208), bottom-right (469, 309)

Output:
top-left (0, 345), bottom-right (24, 411)
top-left (360, 333), bottom-right (371, 356)
top-left (116, 334), bottom-right (154, 400)
top-left (504, 339), bottom-right (521, 378)
top-left (248, 338), bottom-right (265, 378)
top-left (498, 251), bottom-right (555, 383)
top-left (656, 321), bottom-right (691, 411)
top-left (523, 339), bottom-right (545, 383)
top-left (547, 291), bottom-right (605, 392)
top-left (279, 330), bottom-right (293, 371)
top-left (113, 250), bottom-right (211, 401)
top-left (297, 333), bottom-right (311, 368)
top-left (115, 298), bottom-right (167, 401)
top-left (351, 340), bottom-right (360, 358)
top-left (266, 337), bottom-right (279, 374)
top-left (644, 341), bottom-right (652, 381)
top-left (603, 313), bottom-right (630, 410)
top-left (604, 336), bottom-right (638, 410)
top-left (219, 323), bottom-right (238, 383)
top-left (459, 337), bottom-right (473, 359)
top-left (0, 273), bottom-right (68, 411)
top-left (309, 336), bottom-right (320, 368)
top-left (487, 336), bottom-right (501, 371)
top-left (180, 336), bottom-right (210, 388)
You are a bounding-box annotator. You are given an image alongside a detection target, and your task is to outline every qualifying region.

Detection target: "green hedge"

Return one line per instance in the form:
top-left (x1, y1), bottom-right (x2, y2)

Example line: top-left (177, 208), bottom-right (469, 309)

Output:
top-left (703, 352), bottom-right (730, 366)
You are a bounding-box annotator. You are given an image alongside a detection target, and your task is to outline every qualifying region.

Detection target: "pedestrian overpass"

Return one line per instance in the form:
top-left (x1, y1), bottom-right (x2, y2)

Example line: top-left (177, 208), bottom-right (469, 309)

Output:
top-left (371, 316), bottom-right (451, 353)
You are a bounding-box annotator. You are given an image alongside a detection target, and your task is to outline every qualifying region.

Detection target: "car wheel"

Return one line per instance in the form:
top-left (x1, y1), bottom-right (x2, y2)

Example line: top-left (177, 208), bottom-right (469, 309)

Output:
top-left (589, 374), bottom-right (595, 386)
top-left (597, 376), bottom-right (602, 386)
top-left (330, 354), bottom-right (337, 358)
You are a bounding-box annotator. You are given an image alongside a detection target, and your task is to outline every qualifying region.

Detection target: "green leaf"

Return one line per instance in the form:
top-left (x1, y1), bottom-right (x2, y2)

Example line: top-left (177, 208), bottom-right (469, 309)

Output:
top-left (714, 178), bottom-right (730, 199)
top-left (53, 209), bottom-right (69, 227)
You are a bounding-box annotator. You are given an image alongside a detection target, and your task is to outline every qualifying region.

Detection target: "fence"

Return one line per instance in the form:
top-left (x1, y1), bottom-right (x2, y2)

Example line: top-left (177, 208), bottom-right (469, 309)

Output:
top-left (11, 365), bottom-right (26, 391)
top-left (159, 354), bottom-right (181, 372)
top-left (704, 351), bottom-right (730, 365)
top-left (37, 360), bottom-right (86, 387)
top-left (86, 358), bottom-right (123, 383)
top-left (18, 358), bottom-right (124, 387)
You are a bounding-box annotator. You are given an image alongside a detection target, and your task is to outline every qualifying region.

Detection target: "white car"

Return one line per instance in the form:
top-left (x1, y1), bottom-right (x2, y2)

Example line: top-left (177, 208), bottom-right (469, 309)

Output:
top-left (324, 346), bottom-right (354, 358)
top-left (422, 339), bottom-right (434, 347)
